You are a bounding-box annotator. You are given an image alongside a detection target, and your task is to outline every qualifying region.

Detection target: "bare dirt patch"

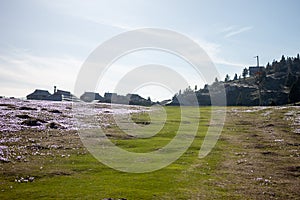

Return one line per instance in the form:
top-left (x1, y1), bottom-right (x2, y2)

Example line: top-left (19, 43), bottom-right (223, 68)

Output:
top-left (216, 107), bottom-right (300, 199)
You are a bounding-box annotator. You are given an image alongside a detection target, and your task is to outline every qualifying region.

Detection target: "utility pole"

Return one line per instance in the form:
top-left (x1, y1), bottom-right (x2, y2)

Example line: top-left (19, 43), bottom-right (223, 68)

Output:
top-left (254, 56), bottom-right (261, 105)
top-left (254, 56), bottom-right (259, 67)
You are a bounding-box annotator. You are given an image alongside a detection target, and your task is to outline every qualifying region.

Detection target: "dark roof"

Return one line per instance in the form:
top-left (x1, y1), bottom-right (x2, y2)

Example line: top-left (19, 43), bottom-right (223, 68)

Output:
top-left (249, 66), bottom-right (265, 70)
top-left (26, 88), bottom-right (78, 101)
top-left (27, 89), bottom-right (51, 99)
top-left (80, 92), bottom-right (104, 102)
top-left (56, 90), bottom-right (71, 96)
top-left (126, 93), bottom-right (145, 100)
top-left (31, 89), bottom-right (51, 96)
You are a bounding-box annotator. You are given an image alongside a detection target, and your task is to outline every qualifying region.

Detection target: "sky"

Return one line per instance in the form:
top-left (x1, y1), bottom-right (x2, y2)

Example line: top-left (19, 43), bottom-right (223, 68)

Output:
top-left (0, 0), bottom-right (300, 100)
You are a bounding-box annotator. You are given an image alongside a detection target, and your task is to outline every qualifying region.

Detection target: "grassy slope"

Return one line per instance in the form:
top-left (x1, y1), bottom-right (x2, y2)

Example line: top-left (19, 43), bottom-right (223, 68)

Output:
top-left (0, 106), bottom-right (299, 199)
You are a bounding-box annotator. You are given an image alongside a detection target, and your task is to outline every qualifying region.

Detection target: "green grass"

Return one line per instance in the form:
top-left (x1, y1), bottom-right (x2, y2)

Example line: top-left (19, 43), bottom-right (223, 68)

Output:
top-left (1, 106), bottom-right (230, 199)
top-left (2, 106), bottom-right (298, 199)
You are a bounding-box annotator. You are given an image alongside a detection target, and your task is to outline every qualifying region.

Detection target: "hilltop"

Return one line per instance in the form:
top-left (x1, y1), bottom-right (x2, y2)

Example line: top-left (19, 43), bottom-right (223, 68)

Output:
top-left (170, 54), bottom-right (300, 106)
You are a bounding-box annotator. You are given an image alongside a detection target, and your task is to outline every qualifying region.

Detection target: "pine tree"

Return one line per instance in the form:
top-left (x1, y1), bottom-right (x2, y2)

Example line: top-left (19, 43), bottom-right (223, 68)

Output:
top-left (280, 55), bottom-right (286, 64)
top-left (234, 73), bottom-right (238, 80)
top-left (266, 62), bottom-right (271, 69)
top-left (242, 68), bottom-right (248, 79)
top-left (289, 78), bottom-right (300, 103)
top-left (285, 72), bottom-right (296, 87)
top-left (225, 74), bottom-right (230, 82)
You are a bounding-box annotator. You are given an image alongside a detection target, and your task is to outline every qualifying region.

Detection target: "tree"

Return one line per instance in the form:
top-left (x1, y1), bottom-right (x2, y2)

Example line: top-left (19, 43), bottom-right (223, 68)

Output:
top-left (225, 74), bottom-right (230, 82)
top-left (289, 78), bottom-right (300, 103)
top-left (242, 68), bottom-right (248, 79)
top-left (266, 62), bottom-right (271, 70)
top-left (234, 73), bottom-right (238, 80)
top-left (287, 57), bottom-right (292, 65)
top-left (203, 84), bottom-right (209, 91)
top-left (280, 55), bottom-right (286, 64)
top-left (285, 72), bottom-right (296, 87)
top-left (183, 86), bottom-right (193, 95)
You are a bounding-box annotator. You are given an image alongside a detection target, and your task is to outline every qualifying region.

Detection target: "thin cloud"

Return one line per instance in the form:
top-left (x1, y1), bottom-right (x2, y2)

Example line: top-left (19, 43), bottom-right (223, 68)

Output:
top-left (82, 16), bottom-right (135, 30)
top-left (194, 38), bottom-right (247, 67)
top-left (224, 26), bottom-right (253, 38)
top-left (213, 57), bottom-right (248, 67)
top-left (221, 25), bottom-right (235, 33)
top-left (39, 1), bottom-right (136, 31)
top-left (0, 49), bottom-right (82, 97)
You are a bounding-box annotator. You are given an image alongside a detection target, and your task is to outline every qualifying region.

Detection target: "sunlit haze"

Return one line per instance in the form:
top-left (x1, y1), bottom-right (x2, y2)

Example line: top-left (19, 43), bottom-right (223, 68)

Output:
top-left (1, 0), bottom-right (299, 100)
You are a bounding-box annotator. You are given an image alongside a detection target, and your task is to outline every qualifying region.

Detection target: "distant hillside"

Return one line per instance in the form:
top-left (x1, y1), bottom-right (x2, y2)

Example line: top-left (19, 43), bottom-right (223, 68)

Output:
top-left (170, 54), bottom-right (300, 106)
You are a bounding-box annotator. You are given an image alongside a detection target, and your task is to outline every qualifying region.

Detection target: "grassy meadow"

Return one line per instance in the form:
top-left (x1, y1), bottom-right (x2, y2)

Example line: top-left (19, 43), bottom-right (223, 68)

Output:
top-left (0, 106), bottom-right (299, 199)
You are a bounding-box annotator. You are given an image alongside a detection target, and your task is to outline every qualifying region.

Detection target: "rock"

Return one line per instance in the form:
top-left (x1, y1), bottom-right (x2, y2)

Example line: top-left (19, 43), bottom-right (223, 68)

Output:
top-left (29, 143), bottom-right (49, 150)
top-left (19, 106), bottom-right (37, 111)
top-left (266, 123), bottom-right (274, 127)
top-left (49, 109), bottom-right (62, 114)
top-left (47, 122), bottom-right (65, 129)
top-left (0, 103), bottom-right (17, 109)
top-left (21, 119), bottom-right (41, 126)
top-left (28, 138), bottom-right (36, 143)
top-left (48, 144), bottom-right (62, 149)
top-left (135, 121), bottom-right (151, 125)
top-left (0, 157), bottom-right (10, 163)
top-left (21, 118), bottom-right (47, 126)
top-left (15, 176), bottom-right (34, 183)
top-left (255, 177), bottom-right (272, 185)
top-left (28, 177), bottom-right (35, 182)
top-left (16, 114), bottom-right (31, 119)
top-left (237, 159), bottom-right (247, 164)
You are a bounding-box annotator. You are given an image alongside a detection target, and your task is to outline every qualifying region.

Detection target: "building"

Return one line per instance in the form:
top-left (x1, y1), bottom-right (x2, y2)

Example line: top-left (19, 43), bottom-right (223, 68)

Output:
top-left (103, 93), bottom-right (117, 103)
top-left (103, 93), bottom-right (128, 104)
top-left (80, 92), bottom-right (105, 102)
top-left (45, 89), bottom-right (78, 101)
top-left (249, 66), bottom-right (265, 76)
top-left (26, 89), bottom-right (51, 100)
top-left (127, 93), bottom-right (152, 106)
top-left (102, 92), bottom-right (152, 106)
top-left (26, 87), bottom-right (79, 101)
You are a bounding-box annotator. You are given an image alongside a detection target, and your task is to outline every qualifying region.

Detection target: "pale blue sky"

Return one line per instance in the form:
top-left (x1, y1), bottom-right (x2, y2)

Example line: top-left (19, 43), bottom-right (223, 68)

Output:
top-left (1, 0), bottom-right (299, 100)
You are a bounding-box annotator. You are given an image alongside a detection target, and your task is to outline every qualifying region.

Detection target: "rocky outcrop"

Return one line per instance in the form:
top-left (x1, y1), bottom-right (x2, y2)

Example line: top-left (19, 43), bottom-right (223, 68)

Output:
top-left (169, 54), bottom-right (300, 106)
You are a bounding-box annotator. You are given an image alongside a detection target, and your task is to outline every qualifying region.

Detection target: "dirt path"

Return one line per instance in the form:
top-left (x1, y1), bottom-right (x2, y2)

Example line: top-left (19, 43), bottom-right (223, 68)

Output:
top-left (216, 107), bottom-right (300, 199)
